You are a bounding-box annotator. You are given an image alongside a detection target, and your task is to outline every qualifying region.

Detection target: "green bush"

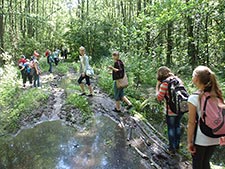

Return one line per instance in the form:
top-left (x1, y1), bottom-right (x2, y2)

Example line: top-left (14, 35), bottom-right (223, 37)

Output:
top-left (66, 93), bottom-right (92, 122)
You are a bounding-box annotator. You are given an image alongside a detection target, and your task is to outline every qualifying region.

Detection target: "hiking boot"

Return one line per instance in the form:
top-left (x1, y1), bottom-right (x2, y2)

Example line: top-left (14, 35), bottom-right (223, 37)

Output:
top-left (80, 93), bottom-right (86, 96)
top-left (113, 108), bottom-right (122, 113)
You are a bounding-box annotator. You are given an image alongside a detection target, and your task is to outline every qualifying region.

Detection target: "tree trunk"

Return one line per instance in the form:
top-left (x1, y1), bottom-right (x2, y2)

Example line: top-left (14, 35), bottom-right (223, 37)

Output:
top-left (166, 22), bottom-right (173, 65)
top-left (186, 0), bottom-right (196, 69)
top-left (120, 1), bottom-right (126, 24)
top-left (205, 12), bottom-right (209, 66)
top-left (137, 0), bottom-right (141, 16)
top-left (0, 0), bottom-right (4, 53)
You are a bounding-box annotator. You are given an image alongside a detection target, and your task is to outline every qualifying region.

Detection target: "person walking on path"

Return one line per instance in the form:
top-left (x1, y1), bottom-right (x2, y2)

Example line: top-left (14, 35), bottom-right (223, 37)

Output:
top-left (155, 66), bottom-right (184, 154)
top-left (188, 66), bottom-right (221, 169)
top-left (77, 46), bottom-right (93, 97)
top-left (33, 51), bottom-right (41, 88)
top-left (45, 49), bottom-right (54, 73)
top-left (18, 55), bottom-right (27, 88)
top-left (108, 51), bottom-right (132, 113)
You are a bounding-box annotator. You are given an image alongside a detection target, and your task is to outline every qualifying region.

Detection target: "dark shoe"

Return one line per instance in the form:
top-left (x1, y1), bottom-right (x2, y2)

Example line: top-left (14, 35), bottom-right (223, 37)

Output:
top-left (127, 105), bottom-right (133, 111)
top-left (167, 147), bottom-right (176, 156)
top-left (113, 108), bottom-right (122, 113)
top-left (87, 94), bottom-right (93, 97)
top-left (80, 93), bottom-right (86, 96)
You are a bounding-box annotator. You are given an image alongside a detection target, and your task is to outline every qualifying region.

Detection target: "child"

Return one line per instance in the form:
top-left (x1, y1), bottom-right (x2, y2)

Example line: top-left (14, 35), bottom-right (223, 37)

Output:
top-left (77, 46), bottom-right (93, 97)
top-left (108, 51), bottom-right (132, 113)
top-left (188, 66), bottom-right (220, 169)
top-left (33, 51), bottom-right (41, 88)
top-left (156, 66), bottom-right (183, 154)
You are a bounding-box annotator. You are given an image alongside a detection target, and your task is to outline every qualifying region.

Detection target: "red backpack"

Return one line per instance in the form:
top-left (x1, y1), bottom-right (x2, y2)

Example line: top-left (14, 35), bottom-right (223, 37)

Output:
top-left (199, 92), bottom-right (225, 138)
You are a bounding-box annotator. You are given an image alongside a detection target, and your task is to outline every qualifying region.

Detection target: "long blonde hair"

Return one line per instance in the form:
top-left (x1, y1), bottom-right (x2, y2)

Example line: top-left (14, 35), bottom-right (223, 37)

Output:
top-left (193, 66), bottom-right (223, 101)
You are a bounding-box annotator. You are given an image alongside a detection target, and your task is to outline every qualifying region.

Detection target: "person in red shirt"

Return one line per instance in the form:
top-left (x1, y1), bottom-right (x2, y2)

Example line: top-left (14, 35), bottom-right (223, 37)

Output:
top-left (156, 66), bottom-right (183, 155)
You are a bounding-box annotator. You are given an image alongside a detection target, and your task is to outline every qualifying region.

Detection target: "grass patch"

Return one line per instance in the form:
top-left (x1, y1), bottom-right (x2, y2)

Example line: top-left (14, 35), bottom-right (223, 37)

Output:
top-left (66, 93), bottom-right (92, 122)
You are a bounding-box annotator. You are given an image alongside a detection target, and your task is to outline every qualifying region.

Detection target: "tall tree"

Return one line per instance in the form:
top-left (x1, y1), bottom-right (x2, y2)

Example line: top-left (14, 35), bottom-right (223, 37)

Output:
top-left (186, 0), bottom-right (196, 69)
top-left (0, 0), bottom-right (4, 53)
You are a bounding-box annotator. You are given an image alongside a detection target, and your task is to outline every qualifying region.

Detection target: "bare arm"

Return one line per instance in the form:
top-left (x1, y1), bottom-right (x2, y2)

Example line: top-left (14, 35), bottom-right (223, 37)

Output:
top-left (108, 66), bottom-right (119, 72)
top-left (187, 102), bottom-right (197, 154)
top-left (155, 81), bottom-right (161, 95)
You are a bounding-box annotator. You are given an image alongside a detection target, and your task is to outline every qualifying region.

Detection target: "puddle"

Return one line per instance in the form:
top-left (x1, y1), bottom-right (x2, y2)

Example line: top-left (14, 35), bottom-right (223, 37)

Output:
top-left (0, 114), bottom-right (151, 169)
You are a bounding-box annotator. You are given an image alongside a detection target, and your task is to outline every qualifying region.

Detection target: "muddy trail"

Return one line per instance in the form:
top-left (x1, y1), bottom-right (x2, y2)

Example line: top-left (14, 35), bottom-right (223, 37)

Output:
top-left (0, 69), bottom-right (191, 169)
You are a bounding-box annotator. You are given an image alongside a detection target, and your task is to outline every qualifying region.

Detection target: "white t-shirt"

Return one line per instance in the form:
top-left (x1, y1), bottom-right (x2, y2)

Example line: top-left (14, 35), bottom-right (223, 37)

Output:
top-left (188, 94), bottom-right (219, 146)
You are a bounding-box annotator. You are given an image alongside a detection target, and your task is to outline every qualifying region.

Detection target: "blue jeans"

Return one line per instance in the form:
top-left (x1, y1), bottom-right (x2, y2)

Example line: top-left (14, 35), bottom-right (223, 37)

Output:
top-left (166, 115), bottom-right (182, 150)
top-left (49, 62), bottom-right (52, 73)
top-left (33, 73), bottom-right (40, 87)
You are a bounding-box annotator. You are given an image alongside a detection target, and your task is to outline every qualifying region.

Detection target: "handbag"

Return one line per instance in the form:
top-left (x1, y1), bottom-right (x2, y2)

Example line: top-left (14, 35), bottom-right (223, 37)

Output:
top-left (116, 73), bottom-right (128, 88)
top-left (86, 67), bottom-right (94, 77)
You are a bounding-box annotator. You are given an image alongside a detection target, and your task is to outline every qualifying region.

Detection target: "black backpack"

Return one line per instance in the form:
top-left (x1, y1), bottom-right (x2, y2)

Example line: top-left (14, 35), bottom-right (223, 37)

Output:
top-left (164, 78), bottom-right (189, 115)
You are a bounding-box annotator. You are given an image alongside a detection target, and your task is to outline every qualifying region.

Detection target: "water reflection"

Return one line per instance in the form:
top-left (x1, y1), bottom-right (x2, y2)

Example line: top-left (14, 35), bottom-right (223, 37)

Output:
top-left (0, 114), bottom-right (149, 169)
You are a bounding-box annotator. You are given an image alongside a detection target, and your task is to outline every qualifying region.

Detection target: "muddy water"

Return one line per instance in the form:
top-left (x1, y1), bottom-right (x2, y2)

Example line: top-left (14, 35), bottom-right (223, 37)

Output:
top-left (0, 114), bottom-right (150, 169)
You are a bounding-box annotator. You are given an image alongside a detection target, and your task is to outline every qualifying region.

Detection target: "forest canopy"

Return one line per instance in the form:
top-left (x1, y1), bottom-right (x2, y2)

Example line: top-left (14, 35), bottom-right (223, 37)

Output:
top-left (0, 0), bottom-right (225, 73)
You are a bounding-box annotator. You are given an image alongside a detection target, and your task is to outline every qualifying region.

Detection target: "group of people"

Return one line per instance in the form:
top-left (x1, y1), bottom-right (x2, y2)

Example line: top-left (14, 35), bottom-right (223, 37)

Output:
top-left (156, 66), bottom-right (225, 169)
top-left (77, 46), bottom-right (224, 169)
top-left (18, 48), bottom-right (65, 88)
top-left (77, 46), bottom-right (133, 111)
top-left (18, 51), bottom-right (41, 88)
top-left (18, 45), bottom-right (223, 168)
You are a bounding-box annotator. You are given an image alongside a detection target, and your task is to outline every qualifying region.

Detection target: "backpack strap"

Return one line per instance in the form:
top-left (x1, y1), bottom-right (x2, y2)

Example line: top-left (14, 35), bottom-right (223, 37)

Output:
top-left (202, 95), bottom-right (211, 123)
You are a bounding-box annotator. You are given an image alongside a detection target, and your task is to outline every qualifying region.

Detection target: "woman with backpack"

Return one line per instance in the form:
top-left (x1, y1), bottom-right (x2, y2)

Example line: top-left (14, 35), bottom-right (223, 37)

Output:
top-left (78, 46), bottom-right (93, 97)
top-left (33, 51), bottom-right (41, 88)
top-left (188, 66), bottom-right (221, 169)
top-left (156, 66), bottom-right (184, 155)
top-left (108, 51), bottom-right (132, 113)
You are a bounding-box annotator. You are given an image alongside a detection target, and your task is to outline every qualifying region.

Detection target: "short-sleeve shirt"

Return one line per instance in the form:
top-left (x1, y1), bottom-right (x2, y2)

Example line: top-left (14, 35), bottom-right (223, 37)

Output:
top-left (188, 94), bottom-right (219, 146)
top-left (112, 60), bottom-right (124, 80)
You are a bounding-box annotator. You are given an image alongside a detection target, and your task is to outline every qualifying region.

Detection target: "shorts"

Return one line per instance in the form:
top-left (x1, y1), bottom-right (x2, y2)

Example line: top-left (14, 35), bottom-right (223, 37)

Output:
top-left (78, 74), bottom-right (91, 86)
top-left (114, 81), bottom-right (124, 101)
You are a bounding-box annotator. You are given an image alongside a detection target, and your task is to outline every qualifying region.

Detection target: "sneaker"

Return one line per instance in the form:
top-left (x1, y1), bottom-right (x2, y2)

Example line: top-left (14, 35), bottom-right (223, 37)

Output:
top-left (113, 108), bottom-right (122, 113)
top-left (80, 93), bottom-right (86, 96)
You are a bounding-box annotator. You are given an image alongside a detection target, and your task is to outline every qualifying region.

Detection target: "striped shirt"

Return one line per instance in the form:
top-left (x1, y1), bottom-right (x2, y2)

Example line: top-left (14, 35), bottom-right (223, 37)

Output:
top-left (157, 77), bottom-right (178, 116)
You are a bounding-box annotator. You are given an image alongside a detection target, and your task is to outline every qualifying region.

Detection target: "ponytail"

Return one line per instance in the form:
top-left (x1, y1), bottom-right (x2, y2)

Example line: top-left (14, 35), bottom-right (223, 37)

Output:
top-left (209, 73), bottom-right (223, 101)
top-left (193, 66), bottom-right (223, 102)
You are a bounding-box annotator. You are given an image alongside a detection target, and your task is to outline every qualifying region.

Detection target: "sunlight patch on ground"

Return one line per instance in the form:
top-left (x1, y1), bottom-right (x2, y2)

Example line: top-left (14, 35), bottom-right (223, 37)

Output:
top-left (211, 164), bottom-right (224, 169)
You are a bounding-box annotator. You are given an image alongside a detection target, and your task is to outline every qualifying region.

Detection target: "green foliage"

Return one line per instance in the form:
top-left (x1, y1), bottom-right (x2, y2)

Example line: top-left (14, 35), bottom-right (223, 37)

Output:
top-left (0, 63), bottom-right (49, 134)
top-left (5, 89), bottom-right (49, 132)
top-left (66, 93), bottom-right (92, 123)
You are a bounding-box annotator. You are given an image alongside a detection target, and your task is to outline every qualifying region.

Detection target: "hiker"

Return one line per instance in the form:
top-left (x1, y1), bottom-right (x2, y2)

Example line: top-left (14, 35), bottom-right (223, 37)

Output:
top-left (18, 55), bottom-right (27, 88)
top-left (20, 59), bottom-right (33, 87)
top-left (33, 51), bottom-right (41, 88)
top-left (25, 59), bottom-right (33, 85)
top-left (61, 48), bottom-right (68, 60)
top-left (108, 51), bottom-right (133, 113)
top-left (156, 66), bottom-right (185, 154)
top-left (78, 46), bottom-right (93, 97)
top-left (53, 49), bottom-right (60, 66)
top-left (46, 50), bottom-right (54, 73)
top-left (188, 66), bottom-right (222, 169)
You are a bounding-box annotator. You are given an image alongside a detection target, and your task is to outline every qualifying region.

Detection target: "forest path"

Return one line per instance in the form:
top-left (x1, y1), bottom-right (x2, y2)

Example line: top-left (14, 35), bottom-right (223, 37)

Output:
top-left (0, 66), bottom-right (191, 169)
